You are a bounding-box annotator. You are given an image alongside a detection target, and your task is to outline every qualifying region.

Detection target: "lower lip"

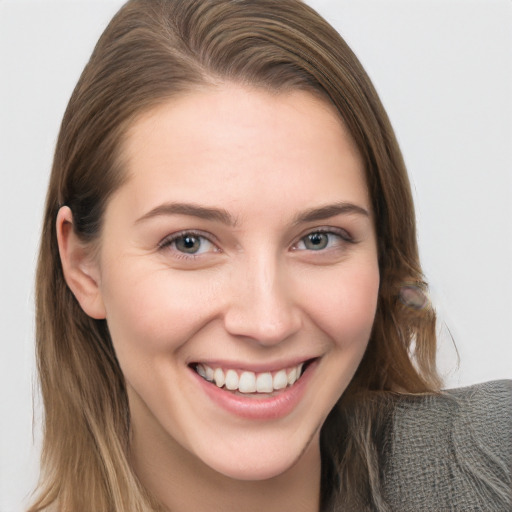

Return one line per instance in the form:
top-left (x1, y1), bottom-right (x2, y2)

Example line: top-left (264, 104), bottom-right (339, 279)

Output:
top-left (190, 360), bottom-right (318, 420)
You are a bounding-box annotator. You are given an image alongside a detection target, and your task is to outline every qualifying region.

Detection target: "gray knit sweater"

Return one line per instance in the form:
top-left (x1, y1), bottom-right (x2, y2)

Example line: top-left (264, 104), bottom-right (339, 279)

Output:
top-left (381, 380), bottom-right (512, 511)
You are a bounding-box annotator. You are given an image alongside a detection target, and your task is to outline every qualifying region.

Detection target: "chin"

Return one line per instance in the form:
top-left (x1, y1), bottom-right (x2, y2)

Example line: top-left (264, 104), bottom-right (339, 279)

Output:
top-left (205, 451), bottom-right (304, 482)
top-left (192, 426), bottom-right (321, 482)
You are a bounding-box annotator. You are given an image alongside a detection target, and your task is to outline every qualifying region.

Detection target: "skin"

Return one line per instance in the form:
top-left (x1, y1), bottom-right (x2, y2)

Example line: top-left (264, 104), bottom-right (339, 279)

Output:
top-left (57, 84), bottom-right (380, 512)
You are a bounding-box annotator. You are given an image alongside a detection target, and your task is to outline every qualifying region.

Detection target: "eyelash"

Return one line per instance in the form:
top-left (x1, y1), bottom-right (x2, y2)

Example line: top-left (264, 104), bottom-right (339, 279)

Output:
top-left (158, 230), bottom-right (218, 259)
top-left (292, 227), bottom-right (354, 252)
top-left (158, 227), bottom-right (355, 259)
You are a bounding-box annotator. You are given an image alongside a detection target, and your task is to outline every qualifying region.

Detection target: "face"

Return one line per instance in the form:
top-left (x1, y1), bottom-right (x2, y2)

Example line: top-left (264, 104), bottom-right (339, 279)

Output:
top-left (92, 85), bottom-right (379, 481)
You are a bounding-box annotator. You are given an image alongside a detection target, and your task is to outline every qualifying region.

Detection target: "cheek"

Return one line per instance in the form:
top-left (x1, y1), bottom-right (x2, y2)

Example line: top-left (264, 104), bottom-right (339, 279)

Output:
top-left (101, 254), bottom-right (379, 363)
top-left (101, 265), bottom-right (221, 359)
top-left (301, 260), bottom-right (380, 346)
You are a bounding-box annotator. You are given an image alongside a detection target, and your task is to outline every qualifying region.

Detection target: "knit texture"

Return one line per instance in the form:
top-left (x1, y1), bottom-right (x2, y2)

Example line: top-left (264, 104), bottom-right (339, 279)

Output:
top-left (381, 380), bottom-right (512, 511)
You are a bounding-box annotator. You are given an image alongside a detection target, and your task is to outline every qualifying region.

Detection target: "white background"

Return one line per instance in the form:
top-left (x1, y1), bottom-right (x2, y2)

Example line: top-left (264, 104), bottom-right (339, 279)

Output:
top-left (1, 0), bottom-right (511, 510)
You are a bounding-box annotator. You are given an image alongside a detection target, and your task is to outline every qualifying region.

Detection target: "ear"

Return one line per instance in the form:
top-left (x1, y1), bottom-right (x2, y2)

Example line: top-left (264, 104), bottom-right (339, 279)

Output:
top-left (56, 206), bottom-right (106, 319)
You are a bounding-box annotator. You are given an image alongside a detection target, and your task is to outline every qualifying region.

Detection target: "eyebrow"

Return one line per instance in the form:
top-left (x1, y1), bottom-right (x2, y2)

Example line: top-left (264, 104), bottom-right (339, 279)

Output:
top-left (135, 200), bottom-right (369, 226)
top-left (136, 202), bottom-right (237, 226)
top-left (292, 202), bottom-right (369, 225)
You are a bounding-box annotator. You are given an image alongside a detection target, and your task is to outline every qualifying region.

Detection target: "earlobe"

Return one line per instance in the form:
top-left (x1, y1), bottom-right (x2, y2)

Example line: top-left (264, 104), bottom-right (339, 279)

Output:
top-left (56, 206), bottom-right (106, 319)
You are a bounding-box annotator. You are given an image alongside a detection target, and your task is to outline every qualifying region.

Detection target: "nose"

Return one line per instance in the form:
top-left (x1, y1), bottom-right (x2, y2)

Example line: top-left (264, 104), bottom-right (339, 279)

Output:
top-left (223, 255), bottom-right (302, 346)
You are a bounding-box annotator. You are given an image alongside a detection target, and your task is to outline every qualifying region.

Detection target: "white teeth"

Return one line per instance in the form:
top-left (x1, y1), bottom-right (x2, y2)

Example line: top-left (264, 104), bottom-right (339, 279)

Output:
top-left (196, 364), bottom-right (207, 379)
top-left (196, 361), bottom-right (308, 393)
top-left (205, 365), bottom-right (214, 381)
top-left (256, 372), bottom-right (273, 393)
top-left (214, 367), bottom-right (225, 388)
top-left (225, 369), bottom-right (239, 390)
top-left (287, 367), bottom-right (298, 386)
top-left (273, 369), bottom-right (288, 390)
top-left (239, 371), bottom-right (257, 393)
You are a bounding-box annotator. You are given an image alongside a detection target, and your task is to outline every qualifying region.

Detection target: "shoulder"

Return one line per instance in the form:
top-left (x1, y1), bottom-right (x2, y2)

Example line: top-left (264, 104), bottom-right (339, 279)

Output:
top-left (380, 380), bottom-right (512, 511)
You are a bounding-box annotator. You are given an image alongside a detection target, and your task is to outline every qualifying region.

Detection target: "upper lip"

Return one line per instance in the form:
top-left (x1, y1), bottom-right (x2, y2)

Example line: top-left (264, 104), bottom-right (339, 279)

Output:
top-left (189, 356), bottom-right (318, 373)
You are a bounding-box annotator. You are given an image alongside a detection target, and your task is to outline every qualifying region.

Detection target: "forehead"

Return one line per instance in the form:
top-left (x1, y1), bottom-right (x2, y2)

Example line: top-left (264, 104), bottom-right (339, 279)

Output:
top-left (115, 84), bottom-right (370, 219)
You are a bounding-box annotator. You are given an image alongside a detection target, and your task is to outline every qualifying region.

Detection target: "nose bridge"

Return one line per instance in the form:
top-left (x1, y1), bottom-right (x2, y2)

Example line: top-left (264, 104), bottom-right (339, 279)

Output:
top-left (224, 249), bottom-right (301, 345)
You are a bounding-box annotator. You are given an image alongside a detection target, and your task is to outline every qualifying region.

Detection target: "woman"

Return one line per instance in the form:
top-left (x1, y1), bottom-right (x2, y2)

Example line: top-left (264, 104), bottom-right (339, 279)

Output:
top-left (30, 0), bottom-right (511, 511)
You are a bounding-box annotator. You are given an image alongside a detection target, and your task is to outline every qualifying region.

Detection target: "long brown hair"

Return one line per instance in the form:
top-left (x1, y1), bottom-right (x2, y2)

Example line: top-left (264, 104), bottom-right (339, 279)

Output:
top-left (31, 1), bottom-right (441, 510)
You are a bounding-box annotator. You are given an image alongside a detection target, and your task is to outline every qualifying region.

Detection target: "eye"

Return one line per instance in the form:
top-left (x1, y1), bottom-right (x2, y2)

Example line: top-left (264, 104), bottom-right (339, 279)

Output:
top-left (302, 232), bottom-right (330, 250)
top-left (159, 231), bottom-right (218, 256)
top-left (294, 229), bottom-right (352, 251)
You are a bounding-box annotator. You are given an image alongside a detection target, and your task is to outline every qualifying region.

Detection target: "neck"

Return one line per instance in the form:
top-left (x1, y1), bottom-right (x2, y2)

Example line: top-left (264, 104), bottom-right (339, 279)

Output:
top-left (129, 392), bottom-right (322, 512)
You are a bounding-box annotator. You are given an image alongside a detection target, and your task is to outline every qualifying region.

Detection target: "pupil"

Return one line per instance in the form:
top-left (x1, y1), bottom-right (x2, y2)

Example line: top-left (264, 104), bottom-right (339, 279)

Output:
top-left (307, 233), bottom-right (328, 250)
top-left (178, 235), bottom-right (200, 253)
top-left (183, 237), bottom-right (195, 248)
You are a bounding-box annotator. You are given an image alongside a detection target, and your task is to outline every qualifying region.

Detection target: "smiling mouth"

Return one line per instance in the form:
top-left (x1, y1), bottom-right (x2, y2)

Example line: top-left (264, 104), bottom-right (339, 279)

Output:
top-left (191, 360), bottom-right (315, 395)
